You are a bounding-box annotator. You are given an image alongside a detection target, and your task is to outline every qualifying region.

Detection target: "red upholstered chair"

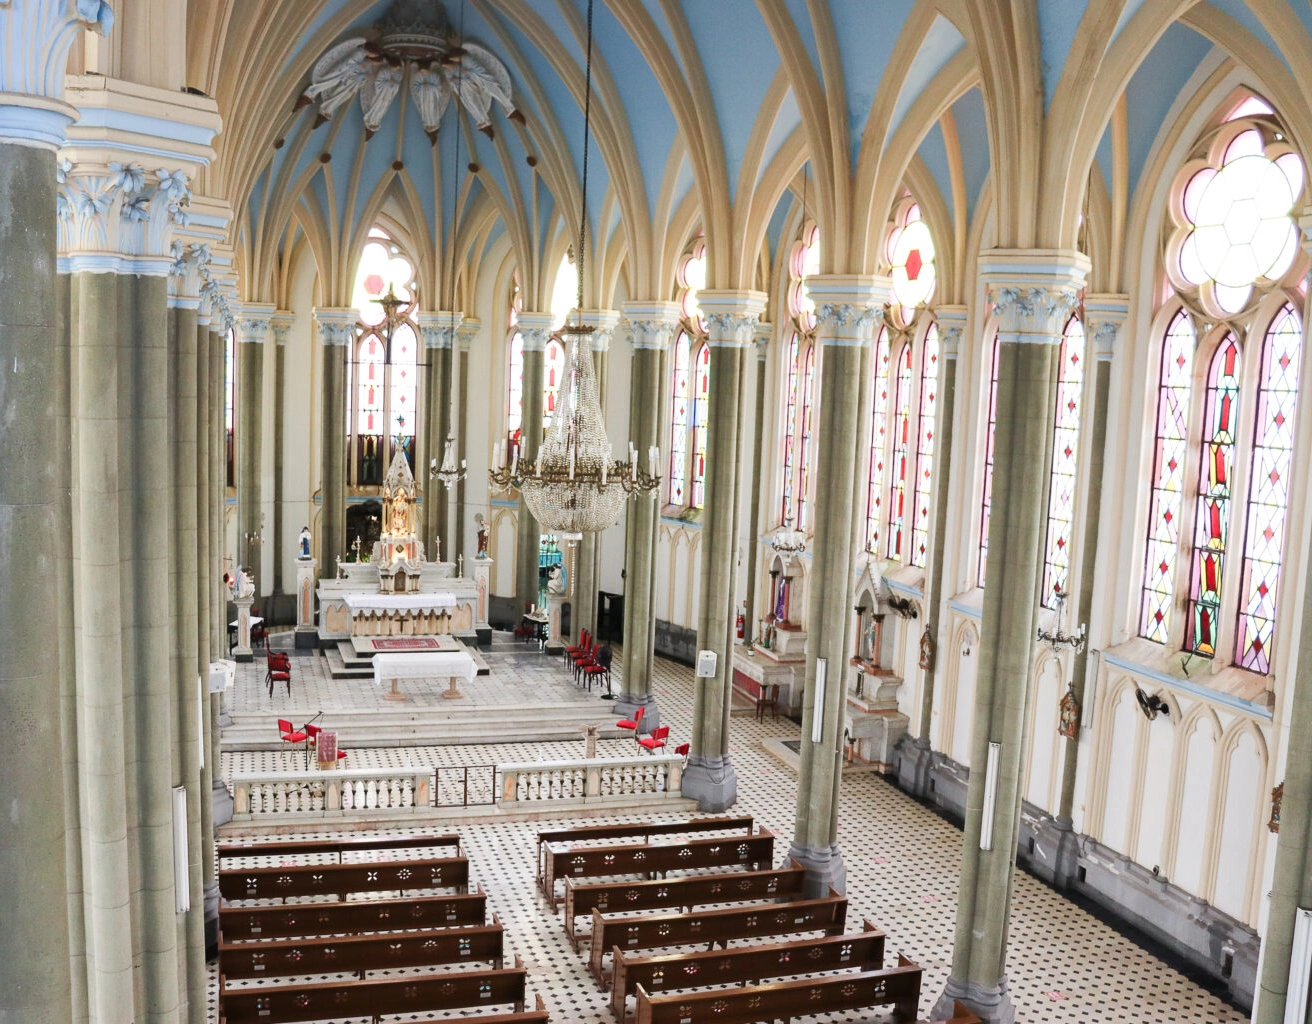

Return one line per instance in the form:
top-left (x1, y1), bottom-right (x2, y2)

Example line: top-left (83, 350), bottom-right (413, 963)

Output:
top-left (616, 703), bottom-right (644, 740)
top-left (304, 723), bottom-right (347, 764)
top-left (572, 641), bottom-right (600, 682)
top-left (637, 725), bottom-right (669, 754)
top-left (579, 645), bottom-right (613, 694)
top-left (266, 652), bottom-right (291, 696)
top-left (564, 628), bottom-right (591, 668)
top-left (675, 742), bottom-right (690, 763)
top-left (277, 718), bottom-right (306, 745)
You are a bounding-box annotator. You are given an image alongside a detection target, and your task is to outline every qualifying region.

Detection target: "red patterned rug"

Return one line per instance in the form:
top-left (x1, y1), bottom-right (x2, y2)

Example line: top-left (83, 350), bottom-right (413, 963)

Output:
top-left (370, 637), bottom-right (445, 651)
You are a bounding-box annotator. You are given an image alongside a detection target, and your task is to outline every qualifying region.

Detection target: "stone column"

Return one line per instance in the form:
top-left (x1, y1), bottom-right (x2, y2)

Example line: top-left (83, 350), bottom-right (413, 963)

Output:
top-left (0, 7), bottom-right (90, 1019)
top-left (933, 251), bottom-right (1089, 1024)
top-left (618, 302), bottom-right (681, 732)
top-left (314, 309), bottom-right (356, 576)
top-left (271, 312), bottom-right (293, 597)
top-left (742, 322), bottom-right (771, 640)
top-left (516, 312), bottom-right (554, 616)
top-left (572, 310), bottom-right (620, 643)
top-left (1049, 295), bottom-right (1125, 885)
top-left (786, 278), bottom-right (886, 895)
top-left (236, 305), bottom-right (272, 588)
top-left (210, 314), bottom-right (229, 658)
top-left (900, 305), bottom-right (966, 797)
top-left (419, 311), bottom-right (459, 562)
top-left (683, 291), bottom-right (766, 811)
top-left (454, 318), bottom-right (480, 563)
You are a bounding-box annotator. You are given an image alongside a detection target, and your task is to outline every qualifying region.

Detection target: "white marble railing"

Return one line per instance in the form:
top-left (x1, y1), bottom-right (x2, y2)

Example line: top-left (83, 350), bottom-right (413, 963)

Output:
top-left (231, 767), bottom-right (432, 819)
top-left (498, 754), bottom-right (684, 808)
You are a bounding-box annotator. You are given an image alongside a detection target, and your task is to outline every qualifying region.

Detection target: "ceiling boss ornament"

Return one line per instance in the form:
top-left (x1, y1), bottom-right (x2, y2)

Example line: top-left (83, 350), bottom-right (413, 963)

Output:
top-left (294, 0), bottom-right (524, 143)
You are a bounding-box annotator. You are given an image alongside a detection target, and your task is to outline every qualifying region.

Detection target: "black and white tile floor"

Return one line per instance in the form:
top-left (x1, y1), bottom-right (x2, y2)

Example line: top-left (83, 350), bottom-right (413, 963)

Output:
top-left (210, 636), bottom-right (1246, 1023)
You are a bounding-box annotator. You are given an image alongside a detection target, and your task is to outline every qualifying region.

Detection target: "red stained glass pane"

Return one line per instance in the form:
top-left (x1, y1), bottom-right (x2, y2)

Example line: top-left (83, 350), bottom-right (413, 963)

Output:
top-left (1042, 317), bottom-right (1086, 607)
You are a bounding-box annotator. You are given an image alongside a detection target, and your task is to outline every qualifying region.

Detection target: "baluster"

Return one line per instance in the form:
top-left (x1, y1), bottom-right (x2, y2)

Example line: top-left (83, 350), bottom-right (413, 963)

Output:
top-left (391, 778), bottom-right (402, 806)
top-left (366, 779), bottom-right (378, 808)
top-left (401, 778), bottom-right (414, 807)
top-left (311, 782), bottom-right (324, 812)
top-left (273, 782), bottom-right (286, 813)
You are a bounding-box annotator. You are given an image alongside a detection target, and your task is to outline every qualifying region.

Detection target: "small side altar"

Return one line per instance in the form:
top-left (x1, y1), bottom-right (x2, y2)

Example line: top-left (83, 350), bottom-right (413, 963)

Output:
top-left (733, 549), bottom-right (807, 715)
top-left (844, 559), bottom-right (910, 773)
top-left (316, 451), bottom-right (491, 644)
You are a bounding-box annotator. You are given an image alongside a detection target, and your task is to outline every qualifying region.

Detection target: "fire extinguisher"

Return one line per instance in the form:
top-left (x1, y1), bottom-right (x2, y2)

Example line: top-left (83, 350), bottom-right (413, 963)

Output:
top-left (735, 602), bottom-right (746, 640)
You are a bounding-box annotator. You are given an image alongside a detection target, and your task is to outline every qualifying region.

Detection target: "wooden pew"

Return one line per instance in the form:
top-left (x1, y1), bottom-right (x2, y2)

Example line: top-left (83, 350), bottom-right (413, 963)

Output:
top-left (218, 832), bottom-right (460, 863)
top-left (218, 888), bottom-right (486, 941)
top-left (549, 828), bottom-right (773, 916)
top-left (634, 956), bottom-right (922, 1024)
top-left (409, 993), bottom-right (550, 1024)
top-left (219, 916), bottom-right (505, 981)
top-left (219, 957), bottom-right (526, 1024)
top-left (589, 891), bottom-right (848, 983)
top-left (218, 854), bottom-right (467, 901)
top-left (539, 816), bottom-right (754, 901)
top-left (929, 1000), bottom-right (982, 1024)
top-left (611, 920), bottom-right (886, 1017)
top-left (564, 863), bottom-right (805, 949)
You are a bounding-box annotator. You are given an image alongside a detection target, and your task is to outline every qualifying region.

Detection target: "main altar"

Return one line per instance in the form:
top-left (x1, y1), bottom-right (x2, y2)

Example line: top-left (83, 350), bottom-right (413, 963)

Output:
top-left (315, 450), bottom-right (491, 646)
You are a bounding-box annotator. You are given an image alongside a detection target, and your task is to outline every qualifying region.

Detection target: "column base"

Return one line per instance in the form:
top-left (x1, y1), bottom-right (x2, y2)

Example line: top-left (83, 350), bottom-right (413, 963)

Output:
top-left (204, 882), bottom-right (220, 960)
top-left (1050, 818), bottom-right (1081, 890)
top-left (786, 841), bottom-right (847, 896)
top-left (614, 693), bottom-right (660, 734)
top-left (294, 628), bottom-right (318, 650)
top-left (932, 975), bottom-right (1015, 1024)
top-left (896, 735), bottom-right (934, 799)
top-left (233, 647), bottom-right (253, 663)
top-left (212, 777), bottom-right (234, 827)
top-left (681, 754), bottom-right (737, 811)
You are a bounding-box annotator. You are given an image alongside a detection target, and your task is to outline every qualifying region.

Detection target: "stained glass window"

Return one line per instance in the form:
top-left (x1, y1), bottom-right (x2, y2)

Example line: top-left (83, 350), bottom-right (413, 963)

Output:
top-left (865, 328), bottom-right (891, 552)
top-left (543, 338), bottom-right (566, 429)
top-left (388, 323), bottom-right (417, 439)
top-left (1041, 317), bottom-right (1086, 608)
top-left (1140, 313), bottom-right (1196, 642)
top-left (1185, 335), bottom-right (1242, 658)
top-left (1236, 306), bottom-right (1301, 672)
top-left (507, 332), bottom-right (524, 442)
top-left (887, 343), bottom-right (913, 560)
top-left (781, 332), bottom-right (801, 523)
top-left (225, 325), bottom-right (236, 488)
top-left (977, 332), bottom-right (1000, 587)
top-left (691, 344), bottom-right (711, 509)
top-left (910, 324), bottom-right (940, 568)
top-left (668, 333), bottom-right (691, 505)
top-left (797, 346), bottom-right (816, 530)
top-left (888, 202), bottom-right (937, 325)
top-left (680, 242), bottom-right (708, 331)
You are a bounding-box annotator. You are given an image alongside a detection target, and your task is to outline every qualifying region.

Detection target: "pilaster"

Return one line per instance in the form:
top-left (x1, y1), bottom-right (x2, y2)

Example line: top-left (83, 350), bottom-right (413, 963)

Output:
top-left (786, 277), bottom-right (887, 894)
top-left (314, 308), bottom-right (357, 573)
top-left (682, 290), bottom-right (766, 811)
top-left (236, 304), bottom-right (273, 591)
top-left (515, 312), bottom-right (554, 617)
top-left (419, 311), bottom-right (461, 562)
top-left (934, 250), bottom-right (1089, 1024)
top-left (617, 300), bottom-right (682, 731)
top-left (743, 319), bottom-right (772, 644)
top-left (270, 311), bottom-right (293, 596)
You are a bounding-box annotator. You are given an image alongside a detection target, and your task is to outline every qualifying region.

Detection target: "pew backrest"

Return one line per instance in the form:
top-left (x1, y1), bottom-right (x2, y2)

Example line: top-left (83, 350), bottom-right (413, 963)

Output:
top-left (218, 888), bottom-right (485, 941)
top-left (218, 855), bottom-right (468, 901)
top-left (218, 832), bottom-right (460, 864)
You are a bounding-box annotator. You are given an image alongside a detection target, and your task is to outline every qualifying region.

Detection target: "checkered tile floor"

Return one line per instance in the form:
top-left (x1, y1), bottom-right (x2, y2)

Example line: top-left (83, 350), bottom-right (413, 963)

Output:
top-left (210, 635), bottom-right (1245, 1023)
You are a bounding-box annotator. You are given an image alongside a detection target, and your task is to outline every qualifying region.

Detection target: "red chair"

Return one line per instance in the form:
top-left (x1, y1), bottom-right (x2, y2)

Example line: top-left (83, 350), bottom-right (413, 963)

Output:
top-left (277, 718), bottom-right (306, 745)
top-left (579, 645), bottom-right (613, 694)
top-left (572, 641), bottom-right (601, 682)
top-left (616, 703), bottom-right (644, 740)
top-left (675, 742), bottom-right (690, 762)
top-left (265, 652), bottom-right (291, 696)
top-left (304, 723), bottom-right (347, 765)
top-left (564, 628), bottom-right (591, 668)
top-left (637, 725), bottom-right (669, 754)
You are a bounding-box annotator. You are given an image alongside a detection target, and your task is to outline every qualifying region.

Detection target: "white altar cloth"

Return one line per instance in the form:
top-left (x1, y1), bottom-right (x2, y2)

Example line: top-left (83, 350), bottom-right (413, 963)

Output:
top-left (344, 593), bottom-right (457, 614)
top-left (372, 651), bottom-right (477, 685)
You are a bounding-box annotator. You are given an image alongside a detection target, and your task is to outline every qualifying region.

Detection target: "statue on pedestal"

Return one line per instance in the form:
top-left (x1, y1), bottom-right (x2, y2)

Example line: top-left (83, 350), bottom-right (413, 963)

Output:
top-left (475, 512), bottom-right (489, 557)
top-left (547, 563), bottom-right (565, 594)
top-left (233, 566), bottom-right (255, 599)
top-left (299, 525), bottom-right (312, 559)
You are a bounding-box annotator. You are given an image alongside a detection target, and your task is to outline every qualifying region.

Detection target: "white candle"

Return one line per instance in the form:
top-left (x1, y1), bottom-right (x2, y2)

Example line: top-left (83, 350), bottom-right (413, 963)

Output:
top-left (648, 445), bottom-right (657, 476)
top-left (536, 446), bottom-right (545, 474)
top-left (510, 452), bottom-right (518, 476)
top-left (460, 459), bottom-right (467, 470)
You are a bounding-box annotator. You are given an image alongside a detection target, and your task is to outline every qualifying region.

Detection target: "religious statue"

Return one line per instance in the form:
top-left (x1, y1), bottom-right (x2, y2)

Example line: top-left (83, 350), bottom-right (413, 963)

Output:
top-left (1058, 684), bottom-right (1081, 739)
top-left (475, 512), bottom-right (489, 557)
top-left (391, 498), bottom-right (409, 535)
top-left (299, 525), bottom-right (312, 559)
top-left (232, 566), bottom-right (255, 599)
top-left (862, 615), bottom-right (881, 666)
top-left (547, 563), bottom-right (565, 594)
top-left (918, 625), bottom-right (936, 671)
top-left (1270, 782), bottom-right (1284, 833)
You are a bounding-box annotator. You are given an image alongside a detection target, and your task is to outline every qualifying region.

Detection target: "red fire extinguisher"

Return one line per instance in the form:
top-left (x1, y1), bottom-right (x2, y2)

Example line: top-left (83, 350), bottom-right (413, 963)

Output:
top-left (735, 603), bottom-right (746, 640)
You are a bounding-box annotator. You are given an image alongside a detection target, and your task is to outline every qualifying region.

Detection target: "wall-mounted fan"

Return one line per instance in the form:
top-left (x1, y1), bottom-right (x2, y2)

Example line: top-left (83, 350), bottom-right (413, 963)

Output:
top-left (1135, 686), bottom-right (1170, 721)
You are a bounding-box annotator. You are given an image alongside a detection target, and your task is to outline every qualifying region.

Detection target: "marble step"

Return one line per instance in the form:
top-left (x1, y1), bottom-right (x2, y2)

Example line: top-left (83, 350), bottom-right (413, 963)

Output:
top-left (220, 702), bottom-right (629, 750)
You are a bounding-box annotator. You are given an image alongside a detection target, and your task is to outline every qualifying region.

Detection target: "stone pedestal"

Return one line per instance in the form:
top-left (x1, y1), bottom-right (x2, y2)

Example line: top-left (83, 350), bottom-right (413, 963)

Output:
top-left (233, 593), bottom-right (255, 662)
top-left (295, 557), bottom-right (317, 649)
top-left (471, 555), bottom-right (493, 644)
top-left (732, 645), bottom-right (805, 715)
top-left (545, 592), bottom-right (567, 654)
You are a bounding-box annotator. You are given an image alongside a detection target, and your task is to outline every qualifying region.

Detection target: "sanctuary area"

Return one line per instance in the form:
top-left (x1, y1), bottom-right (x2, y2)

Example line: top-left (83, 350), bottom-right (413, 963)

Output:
top-left (4, 3), bottom-right (1312, 1024)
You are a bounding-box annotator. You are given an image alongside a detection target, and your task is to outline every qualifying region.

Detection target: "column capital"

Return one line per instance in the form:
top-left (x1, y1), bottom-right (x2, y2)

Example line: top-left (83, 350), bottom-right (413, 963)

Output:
top-left (167, 240), bottom-right (212, 309)
top-left (577, 309), bottom-right (621, 352)
top-left (1085, 293), bottom-right (1128, 362)
top-left (236, 303), bottom-right (275, 344)
top-left (418, 310), bottom-right (462, 349)
top-left (622, 300), bottom-right (682, 351)
top-left (457, 317), bottom-right (481, 350)
top-left (753, 319), bottom-right (772, 357)
top-left (516, 311), bottom-right (554, 352)
top-left (700, 290), bottom-right (767, 347)
top-left (0, 0), bottom-right (113, 150)
top-left (313, 307), bottom-right (358, 347)
top-left (809, 275), bottom-right (890, 346)
top-left (934, 304), bottom-right (968, 359)
top-left (270, 311), bottom-right (294, 346)
top-left (979, 248), bottom-right (1090, 345)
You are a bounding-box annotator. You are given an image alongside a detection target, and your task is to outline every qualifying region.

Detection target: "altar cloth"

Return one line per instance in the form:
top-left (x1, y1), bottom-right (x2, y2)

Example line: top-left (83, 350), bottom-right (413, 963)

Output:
top-left (372, 651), bottom-right (477, 685)
top-left (344, 593), bottom-right (457, 614)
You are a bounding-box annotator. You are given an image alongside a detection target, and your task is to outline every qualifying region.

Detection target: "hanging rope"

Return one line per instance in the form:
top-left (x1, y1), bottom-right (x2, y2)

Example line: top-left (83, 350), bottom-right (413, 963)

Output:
top-left (575, 0), bottom-right (594, 318)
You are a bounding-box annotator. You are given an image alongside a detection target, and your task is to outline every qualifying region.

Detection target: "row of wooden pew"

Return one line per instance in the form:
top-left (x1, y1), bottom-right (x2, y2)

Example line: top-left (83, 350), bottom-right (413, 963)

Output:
top-left (216, 831), bottom-right (550, 1024)
top-left (537, 814), bottom-right (981, 1024)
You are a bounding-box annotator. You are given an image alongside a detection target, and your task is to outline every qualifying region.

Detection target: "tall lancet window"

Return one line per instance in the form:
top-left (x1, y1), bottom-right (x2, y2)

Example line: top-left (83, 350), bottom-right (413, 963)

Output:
top-left (977, 331), bottom-right (1000, 586)
top-left (863, 328), bottom-right (891, 552)
top-left (505, 257), bottom-right (573, 449)
top-left (1040, 316), bottom-right (1086, 607)
top-left (779, 223), bottom-right (819, 529)
top-left (225, 324), bottom-right (236, 488)
top-left (666, 241), bottom-right (710, 510)
top-left (1137, 96), bottom-right (1305, 676)
top-left (347, 227), bottom-right (419, 486)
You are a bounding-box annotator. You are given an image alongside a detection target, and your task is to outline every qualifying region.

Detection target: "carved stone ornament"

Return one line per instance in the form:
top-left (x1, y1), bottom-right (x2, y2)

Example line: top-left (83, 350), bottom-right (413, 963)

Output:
top-left (814, 302), bottom-right (881, 344)
top-left (1269, 781), bottom-right (1283, 833)
top-left (57, 160), bottom-right (192, 269)
top-left (704, 311), bottom-right (760, 346)
top-left (625, 317), bottom-right (680, 351)
top-left (1058, 684), bottom-right (1081, 740)
top-left (990, 284), bottom-right (1081, 344)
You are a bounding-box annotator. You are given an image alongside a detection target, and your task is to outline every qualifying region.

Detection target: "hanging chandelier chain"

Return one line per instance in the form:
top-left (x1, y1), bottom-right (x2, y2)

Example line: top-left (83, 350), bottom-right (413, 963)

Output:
top-left (576, 0), bottom-right (594, 318)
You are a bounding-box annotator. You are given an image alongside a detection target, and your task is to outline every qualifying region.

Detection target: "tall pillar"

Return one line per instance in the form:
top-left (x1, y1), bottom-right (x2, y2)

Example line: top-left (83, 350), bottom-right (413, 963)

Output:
top-left (236, 306), bottom-right (272, 588)
top-left (933, 251), bottom-right (1089, 1024)
top-left (1049, 296), bottom-right (1124, 883)
top-left (572, 309), bottom-right (620, 643)
top-left (516, 313), bottom-right (554, 615)
top-left (454, 318), bottom-right (480, 563)
top-left (787, 278), bottom-right (886, 894)
top-left (618, 302), bottom-right (681, 732)
top-left (683, 291), bottom-right (766, 811)
top-left (0, 6), bottom-right (93, 1019)
top-left (313, 309), bottom-right (356, 576)
top-left (419, 311), bottom-right (459, 562)
top-left (270, 312), bottom-right (293, 596)
top-left (210, 315), bottom-right (230, 659)
top-left (901, 305), bottom-right (966, 796)
top-left (742, 321), bottom-right (771, 640)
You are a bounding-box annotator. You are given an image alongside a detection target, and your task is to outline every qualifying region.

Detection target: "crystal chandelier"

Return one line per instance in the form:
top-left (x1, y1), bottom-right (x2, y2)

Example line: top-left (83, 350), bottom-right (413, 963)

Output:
top-left (488, 0), bottom-right (658, 532)
top-left (769, 516), bottom-right (806, 558)
top-left (1037, 586), bottom-right (1087, 653)
top-left (429, 433), bottom-right (465, 490)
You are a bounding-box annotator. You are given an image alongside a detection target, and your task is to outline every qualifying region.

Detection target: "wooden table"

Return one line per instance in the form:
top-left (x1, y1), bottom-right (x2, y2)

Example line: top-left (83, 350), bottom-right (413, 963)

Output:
top-left (372, 650), bottom-right (478, 702)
